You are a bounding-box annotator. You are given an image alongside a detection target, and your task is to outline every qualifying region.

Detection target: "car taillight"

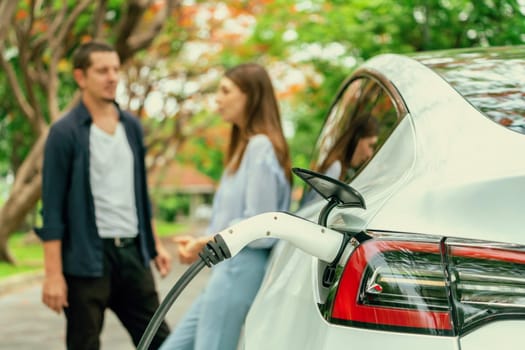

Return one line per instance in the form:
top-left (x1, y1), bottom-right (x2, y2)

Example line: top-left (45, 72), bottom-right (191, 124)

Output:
top-left (448, 244), bottom-right (525, 335)
top-left (328, 235), bottom-right (525, 336)
top-left (329, 239), bottom-right (454, 336)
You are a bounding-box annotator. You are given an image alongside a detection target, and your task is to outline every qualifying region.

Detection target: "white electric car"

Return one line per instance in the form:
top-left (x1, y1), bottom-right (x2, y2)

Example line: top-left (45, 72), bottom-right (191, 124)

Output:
top-left (242, 46), bottom-right (525, 349)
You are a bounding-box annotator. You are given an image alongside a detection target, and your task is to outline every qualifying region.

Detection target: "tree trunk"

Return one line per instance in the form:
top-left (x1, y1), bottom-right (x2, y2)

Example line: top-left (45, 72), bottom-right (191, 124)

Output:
top-left (0, 130), bottom-right (47, 263)
top-left (0, 227), bottom-right (14, 263)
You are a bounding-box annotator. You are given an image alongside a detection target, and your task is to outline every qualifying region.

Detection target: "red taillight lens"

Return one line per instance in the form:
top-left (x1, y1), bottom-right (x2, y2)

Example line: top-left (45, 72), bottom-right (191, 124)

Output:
top-left (330, 239), bottom-right (454, 335)
top-left (328, 236), bottom-right (525, 336)
top-left (448, 244), bottom-right (525, 334)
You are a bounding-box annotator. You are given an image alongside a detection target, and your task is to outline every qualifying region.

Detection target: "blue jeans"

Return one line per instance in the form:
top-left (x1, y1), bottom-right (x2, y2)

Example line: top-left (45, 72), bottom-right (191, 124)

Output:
top-left (159, 247), bottom-right (270, 350)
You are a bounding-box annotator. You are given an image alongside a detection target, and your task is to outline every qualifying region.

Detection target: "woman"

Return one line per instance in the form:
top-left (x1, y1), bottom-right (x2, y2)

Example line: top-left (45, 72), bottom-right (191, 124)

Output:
top-left (317, 113), bottom-right (379, 181)
top-left (300, 114), bottom-right (378, 206)
top-left (160, 63), bottom-right (292, 350)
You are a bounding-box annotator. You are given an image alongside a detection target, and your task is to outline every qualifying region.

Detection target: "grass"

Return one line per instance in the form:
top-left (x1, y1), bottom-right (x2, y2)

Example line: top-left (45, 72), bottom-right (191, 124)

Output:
top-left (155, 220), bottom-right (188, 237)
top-left (0, 220), bottom-right (188, 281)
top-left (0, 232), bottom-right (43, 279)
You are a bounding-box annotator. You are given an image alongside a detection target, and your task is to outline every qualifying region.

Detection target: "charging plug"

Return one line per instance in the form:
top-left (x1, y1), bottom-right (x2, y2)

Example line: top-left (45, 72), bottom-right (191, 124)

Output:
top-left (210, 211), bottom-right (345, 263)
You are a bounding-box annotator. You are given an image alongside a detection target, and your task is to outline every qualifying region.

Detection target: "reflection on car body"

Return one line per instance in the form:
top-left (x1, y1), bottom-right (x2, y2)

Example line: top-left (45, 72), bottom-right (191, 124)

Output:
top-left (242, 46), bottom-right (525, 350)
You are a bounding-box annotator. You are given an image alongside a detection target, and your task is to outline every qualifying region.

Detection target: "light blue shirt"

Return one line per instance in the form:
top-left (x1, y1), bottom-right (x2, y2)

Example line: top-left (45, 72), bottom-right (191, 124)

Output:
top-left (205, 134), bottom-right (291, 248)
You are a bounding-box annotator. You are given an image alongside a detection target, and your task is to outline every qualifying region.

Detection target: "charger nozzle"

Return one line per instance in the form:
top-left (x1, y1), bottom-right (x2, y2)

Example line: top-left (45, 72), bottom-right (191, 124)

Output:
top-left (198, 234), bottom-right (232, 267)
top-left (211, 212), bottom-right (344, 263)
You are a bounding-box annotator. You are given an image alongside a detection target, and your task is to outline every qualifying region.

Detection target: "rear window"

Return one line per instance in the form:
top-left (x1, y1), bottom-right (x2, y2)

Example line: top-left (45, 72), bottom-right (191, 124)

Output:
top-left (413, 46), bottom-right (525, 134)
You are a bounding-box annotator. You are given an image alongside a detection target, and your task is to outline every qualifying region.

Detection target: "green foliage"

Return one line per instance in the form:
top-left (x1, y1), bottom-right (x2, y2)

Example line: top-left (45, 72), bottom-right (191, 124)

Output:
top-left (287, 61), bottom-right (349, 168)
top-left (153, 194), bottom-right (191, 222)
top-left (247, 0), bottom-right (525, 167)
top-left (0, 64), bottom-right (35, 176)
top-left (183, 137), bottom-right (225, 181)
top-left (0, 94), bottom-right (15, 178)
top-left (174, 111), bottom-right (227, 182)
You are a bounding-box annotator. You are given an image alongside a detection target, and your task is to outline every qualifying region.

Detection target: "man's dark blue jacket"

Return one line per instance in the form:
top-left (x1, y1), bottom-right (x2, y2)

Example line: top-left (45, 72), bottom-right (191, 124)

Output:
top-left (35, 102), bottom-right (158, 277)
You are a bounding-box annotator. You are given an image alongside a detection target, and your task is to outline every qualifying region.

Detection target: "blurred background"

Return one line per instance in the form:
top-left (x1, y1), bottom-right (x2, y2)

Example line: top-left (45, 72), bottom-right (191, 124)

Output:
top-left (0, 0), bottom-right (524, 277)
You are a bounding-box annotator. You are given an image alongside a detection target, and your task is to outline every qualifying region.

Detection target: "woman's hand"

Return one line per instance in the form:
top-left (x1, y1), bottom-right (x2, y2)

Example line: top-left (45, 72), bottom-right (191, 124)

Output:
top-left (173, 235), bottom-right (210, 264)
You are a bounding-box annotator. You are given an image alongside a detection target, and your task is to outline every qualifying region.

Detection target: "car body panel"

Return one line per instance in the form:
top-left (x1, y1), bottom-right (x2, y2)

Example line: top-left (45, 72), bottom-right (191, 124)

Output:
top-left (244, 244), bottom-right (328, 349)
top-left (460, 320), bottom-right (525, 350)
top-left (343, 53), bottom-right (525, 245)
top-left (322, 325), bottom-right (458, 350)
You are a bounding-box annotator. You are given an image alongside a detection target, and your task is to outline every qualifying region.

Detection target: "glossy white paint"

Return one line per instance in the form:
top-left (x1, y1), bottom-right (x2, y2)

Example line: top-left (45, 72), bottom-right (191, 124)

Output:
top-left (357, 54), bottom-right (525, 244)
top-left (460, 320), bottom-right (524, 350)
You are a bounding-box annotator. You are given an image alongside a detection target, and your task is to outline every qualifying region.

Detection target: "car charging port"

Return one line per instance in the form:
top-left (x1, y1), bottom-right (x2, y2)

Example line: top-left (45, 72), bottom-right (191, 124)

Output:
top-left (322, 231), bottom-right (370, 288)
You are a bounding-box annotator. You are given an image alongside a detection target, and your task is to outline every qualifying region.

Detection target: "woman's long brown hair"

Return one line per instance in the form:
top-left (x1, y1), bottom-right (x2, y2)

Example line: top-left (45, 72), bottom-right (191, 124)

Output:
top-left (223, 63), bottom-right (292, 183)
top-left (316, 114), bottom-right (379, 180)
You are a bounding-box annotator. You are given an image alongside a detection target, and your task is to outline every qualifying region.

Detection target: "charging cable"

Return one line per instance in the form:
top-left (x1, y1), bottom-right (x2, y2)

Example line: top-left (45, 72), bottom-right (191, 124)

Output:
top-left (137, 211), bottom-right (346, 350)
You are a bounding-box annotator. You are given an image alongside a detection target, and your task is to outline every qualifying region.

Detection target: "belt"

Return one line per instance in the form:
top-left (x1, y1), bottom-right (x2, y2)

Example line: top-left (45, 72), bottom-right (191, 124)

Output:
top-left (103, 237), bottom-right (137, 248)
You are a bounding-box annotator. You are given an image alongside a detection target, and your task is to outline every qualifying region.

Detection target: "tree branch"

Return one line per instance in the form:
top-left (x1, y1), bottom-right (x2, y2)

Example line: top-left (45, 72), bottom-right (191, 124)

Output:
top-left (47, 0), bottom-right (69, 46)
top-left (92, 0), bottom-right (108, 40)
top-left (116, 0), bottom-right (181, 63)
top-left (11, 128), bottom-right (49, 195)
top-left (14, 25), bottom-right (45, 134)
top-left (47, 0), bottom-right (92, 121)
top-left (52, 0), bottom-right (92, 49)
top-left (0, 46), bottom-right (37, 127)
top-left (115, 0), bottom-right (150, 61)
top-left (0, 2), bottom-right (17, 43)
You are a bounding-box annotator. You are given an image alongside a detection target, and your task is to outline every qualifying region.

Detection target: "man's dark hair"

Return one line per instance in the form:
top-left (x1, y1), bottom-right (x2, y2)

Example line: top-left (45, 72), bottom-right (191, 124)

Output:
top-left (72, 41), bottom-right (116, 71)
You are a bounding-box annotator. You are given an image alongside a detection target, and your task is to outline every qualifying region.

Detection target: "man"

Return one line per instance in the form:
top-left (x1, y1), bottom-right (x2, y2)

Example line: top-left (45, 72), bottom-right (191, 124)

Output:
top-left (35, 41), bottom-right (171, 349)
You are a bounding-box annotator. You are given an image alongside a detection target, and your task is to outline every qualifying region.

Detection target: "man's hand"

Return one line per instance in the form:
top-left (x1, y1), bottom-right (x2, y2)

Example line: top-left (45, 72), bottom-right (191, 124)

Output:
top-left (42, 240), bottom-right (67, 314)
top-left (154, 242), bottom-right (172, 278)
top-left (42, 273), bottom-right (68, 314)
top-left (173, 235), bottom-right (209, 265)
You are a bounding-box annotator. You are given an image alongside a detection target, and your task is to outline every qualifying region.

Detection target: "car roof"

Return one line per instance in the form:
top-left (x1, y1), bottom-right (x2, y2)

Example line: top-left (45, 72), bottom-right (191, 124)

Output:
top-left (333, 47), bottom-right (525, 246)
top-left (411, 46), bottom-right (525, 134)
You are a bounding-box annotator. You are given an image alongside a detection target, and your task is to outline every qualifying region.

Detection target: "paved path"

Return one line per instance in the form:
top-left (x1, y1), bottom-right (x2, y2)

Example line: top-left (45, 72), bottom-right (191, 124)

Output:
top-left (0, 238), bottom-right (211, 350)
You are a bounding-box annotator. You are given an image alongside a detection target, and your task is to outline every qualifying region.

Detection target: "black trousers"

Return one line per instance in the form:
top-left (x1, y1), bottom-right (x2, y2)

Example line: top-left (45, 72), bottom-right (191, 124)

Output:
top-left (64, 239), bottom-right (170, 350)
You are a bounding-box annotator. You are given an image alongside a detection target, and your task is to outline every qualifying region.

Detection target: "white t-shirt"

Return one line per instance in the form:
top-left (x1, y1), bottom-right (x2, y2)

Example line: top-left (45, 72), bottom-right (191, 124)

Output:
top-left (89, 122), bottom-right (138, 238)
